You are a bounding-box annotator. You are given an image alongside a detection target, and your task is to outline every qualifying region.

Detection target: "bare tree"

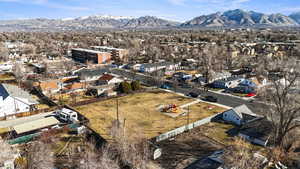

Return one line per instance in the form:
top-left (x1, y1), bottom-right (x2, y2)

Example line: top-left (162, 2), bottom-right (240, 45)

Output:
top-left (223, 138), bottom-right (265, 169)
top-left (110, 120), bottom-right (151, 169)
top-left (27, 141), bottom-right (55, 169)
top-left (260, 58), bottom-right (300, 149)
top-left (0, 43), bottom-right (9, 61)
top-left (13, 61), bottom-right (24, 87)
top-left (198, 44), bottom-right (217, 83)
top-left (0, 139), bottom-right (18, 166)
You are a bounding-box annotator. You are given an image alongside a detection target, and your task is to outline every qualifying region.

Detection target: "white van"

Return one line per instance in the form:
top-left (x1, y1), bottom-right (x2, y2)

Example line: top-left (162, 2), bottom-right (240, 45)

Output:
top-left (56, 108), bottom-right (78, 123)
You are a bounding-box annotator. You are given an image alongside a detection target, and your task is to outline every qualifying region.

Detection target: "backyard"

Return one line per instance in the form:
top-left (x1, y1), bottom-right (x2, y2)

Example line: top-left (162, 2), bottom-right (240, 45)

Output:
top-left (75, 90), bottom-right (227, 140)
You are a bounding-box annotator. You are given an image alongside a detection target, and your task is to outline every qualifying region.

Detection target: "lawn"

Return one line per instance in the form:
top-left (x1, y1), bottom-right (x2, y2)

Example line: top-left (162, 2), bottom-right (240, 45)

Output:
top-left (198, 122), bottom-right (236, 145)
top-left (199, 122), bottom-right (263, 151)
top-left (75, 90), bottom-right (227, 141)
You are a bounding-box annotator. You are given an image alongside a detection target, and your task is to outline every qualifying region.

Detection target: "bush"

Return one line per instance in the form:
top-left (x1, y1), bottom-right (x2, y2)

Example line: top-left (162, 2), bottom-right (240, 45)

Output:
top-left (119, 81), bottom-right (132, 93)
top-left (131, 81), bottom-right (141, 91)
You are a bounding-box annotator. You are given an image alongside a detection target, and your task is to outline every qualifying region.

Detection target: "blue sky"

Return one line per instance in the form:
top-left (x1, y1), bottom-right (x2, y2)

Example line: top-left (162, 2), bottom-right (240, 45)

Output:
top-left (0, 0), bottom-right (299, 21)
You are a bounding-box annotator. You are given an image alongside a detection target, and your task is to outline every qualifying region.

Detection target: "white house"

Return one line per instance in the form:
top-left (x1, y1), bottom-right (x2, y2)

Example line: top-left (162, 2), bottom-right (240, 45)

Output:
top-left (212, 77), bottom-right (244, 89)
top-left (222, 104), bottom-right (259, 126)
top-left (97, 73), bottom-right (124, 86)
top-left (139, 62), bottom-right (180, 73)
top-left (0, 84), bottom-right (38, 118)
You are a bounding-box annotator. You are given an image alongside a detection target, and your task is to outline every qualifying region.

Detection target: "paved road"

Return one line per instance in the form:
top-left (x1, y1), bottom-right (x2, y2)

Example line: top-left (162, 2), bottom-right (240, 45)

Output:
top-left (110, 68), bottom-right (268, 113)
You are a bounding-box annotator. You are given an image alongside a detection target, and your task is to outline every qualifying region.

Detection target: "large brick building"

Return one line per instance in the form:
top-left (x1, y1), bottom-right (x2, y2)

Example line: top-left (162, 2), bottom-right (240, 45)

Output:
top-left (91, 46), bottom-right (129, 62)
top-left (71, 48), bottom-right (111, 64)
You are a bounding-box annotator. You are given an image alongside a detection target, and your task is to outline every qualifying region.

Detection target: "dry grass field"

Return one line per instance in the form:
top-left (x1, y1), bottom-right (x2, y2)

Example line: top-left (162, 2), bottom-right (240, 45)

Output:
top-left (75, 90), bottom-right (227, 140)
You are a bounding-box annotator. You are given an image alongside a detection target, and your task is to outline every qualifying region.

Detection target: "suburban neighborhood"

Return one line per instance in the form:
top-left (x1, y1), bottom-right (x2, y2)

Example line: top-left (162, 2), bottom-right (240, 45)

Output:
top-left (0, 5), bottom-right (300, 169)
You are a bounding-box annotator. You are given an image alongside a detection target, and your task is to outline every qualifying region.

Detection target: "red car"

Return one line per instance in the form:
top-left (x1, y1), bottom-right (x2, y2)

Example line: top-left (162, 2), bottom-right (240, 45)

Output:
top-left (246, 93), bottom-right (256, 97)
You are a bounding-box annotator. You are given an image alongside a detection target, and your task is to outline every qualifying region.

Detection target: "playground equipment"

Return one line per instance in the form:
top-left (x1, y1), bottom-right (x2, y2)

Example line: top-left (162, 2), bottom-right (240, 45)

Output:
top-left (161, 104), bottom-right (179, 113)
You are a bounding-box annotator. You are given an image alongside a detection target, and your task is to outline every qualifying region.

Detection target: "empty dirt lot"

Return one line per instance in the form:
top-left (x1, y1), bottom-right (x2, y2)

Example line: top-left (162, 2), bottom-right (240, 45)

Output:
top-left (156, 127), bottom-right (224, 169)
top-left (75, 90), bottom-right (227, 140)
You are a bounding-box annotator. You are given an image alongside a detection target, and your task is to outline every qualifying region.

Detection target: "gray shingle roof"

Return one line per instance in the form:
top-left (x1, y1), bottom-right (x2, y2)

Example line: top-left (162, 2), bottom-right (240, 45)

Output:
top-left (232, 104), bottom-right (255, 119)
top-left (0, 83), bottom-right (38, 104)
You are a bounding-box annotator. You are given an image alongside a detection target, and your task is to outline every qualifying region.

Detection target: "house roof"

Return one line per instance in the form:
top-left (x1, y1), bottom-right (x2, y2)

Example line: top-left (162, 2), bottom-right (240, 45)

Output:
top-left (99, 74), bottom-right (114, 81)
top-left (214, 76), bottom-right (243, 83)
top-left (185, 150), bottom-right (223, 169)
top-left (0, 83), bottom-right (38, 104)
top-left (61, 77), bottom-right (80, 84)
top-left (38, 80), bottom-right (59, 91)
top-left (13, 116), bottom-right (60, 134)
top-left (65, 82), bottom-right (84, 90)
top-left (231, 104), bottom-right (256, 119)
top-left (142, 62), bottom-right (177, 68)
top-left (239, 117), bottom-right (273, 141)
top-left (72, 48), bottom-right (110, 54)
top-left (75, 68), bottom-right (109, 78)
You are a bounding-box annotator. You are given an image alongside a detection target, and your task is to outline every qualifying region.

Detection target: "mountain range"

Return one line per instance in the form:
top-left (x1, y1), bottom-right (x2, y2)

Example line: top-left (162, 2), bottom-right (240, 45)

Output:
top-left (1, 9), bottom-right (300, 31)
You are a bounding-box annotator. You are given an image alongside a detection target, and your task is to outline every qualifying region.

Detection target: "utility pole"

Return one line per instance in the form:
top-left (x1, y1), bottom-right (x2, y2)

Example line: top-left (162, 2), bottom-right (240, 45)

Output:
top-left (116, 98), bottom-right (119, 127)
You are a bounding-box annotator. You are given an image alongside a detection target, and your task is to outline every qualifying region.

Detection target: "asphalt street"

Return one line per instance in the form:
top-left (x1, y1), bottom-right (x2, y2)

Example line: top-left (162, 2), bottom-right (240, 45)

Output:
top-left (110, 68), bottom-right (268, 113)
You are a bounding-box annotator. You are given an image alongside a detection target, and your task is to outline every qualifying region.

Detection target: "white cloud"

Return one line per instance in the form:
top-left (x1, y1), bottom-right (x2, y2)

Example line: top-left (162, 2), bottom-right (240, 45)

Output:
top-left (281, 7), bottom-right (300, 13)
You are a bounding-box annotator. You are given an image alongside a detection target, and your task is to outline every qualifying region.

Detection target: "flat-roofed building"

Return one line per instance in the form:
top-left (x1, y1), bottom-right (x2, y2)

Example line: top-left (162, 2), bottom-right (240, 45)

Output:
top-left (71, 48), bottom-right (111, 64)
top-left (91, 46), bottom-right (129, 62)
top-left (13, 116), bottom-right (60, 134)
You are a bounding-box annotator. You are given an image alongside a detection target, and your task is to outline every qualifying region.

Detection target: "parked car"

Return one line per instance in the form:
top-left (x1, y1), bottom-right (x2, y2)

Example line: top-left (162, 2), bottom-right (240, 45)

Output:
top-left (187, 92), bottom-right (199, 98)
top-left (204, 95), bottom-right (218, 102)
top-left (160, 84), bottom-right (171, 89)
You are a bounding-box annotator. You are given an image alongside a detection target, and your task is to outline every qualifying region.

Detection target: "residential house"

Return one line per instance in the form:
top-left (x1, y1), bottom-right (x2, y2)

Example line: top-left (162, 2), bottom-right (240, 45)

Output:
top-left (212, 77), bottom-right (244, 89)
top-left (173, 72), bottom-right (193, 81)
top-left (222, 104), bottom-right (260, 126)
top-left (238, 117), bottom-right (273, 147)
top-left (229, 85), bottom-right (256, 94)
top-left (75, 68), bottom-right (109, 82)
top-left (239, 79), bottom-right (257, 88)
top-left (210, 71), bottom-right (232, 82)
top-left (132, 64), bottom-right (142, 71)
top-left (251, 76), bottom-right (268, 87)
top-left (36, 80), bottom-right (60, 95)
top-left (61, 76), bottom-right (80, 85)
top-left (139, 62), bottom-right (180, 73)
top-left (0, 84), bottom-right (38, 118)
top-left (63, 82), bottom-right (85, 93)
top-left (192, 76), bottom-right (207, 85)
top-left (97, 74), bottom-right (123, 86)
